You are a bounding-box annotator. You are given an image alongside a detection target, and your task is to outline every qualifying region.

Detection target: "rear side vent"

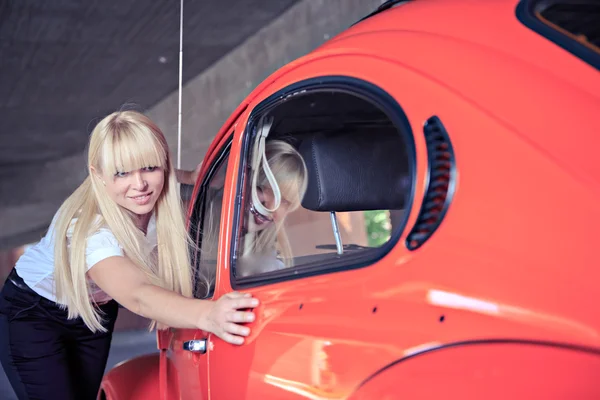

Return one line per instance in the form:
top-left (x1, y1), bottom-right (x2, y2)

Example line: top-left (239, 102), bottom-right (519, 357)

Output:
top-left (406, 116), bottom-right (456, 250)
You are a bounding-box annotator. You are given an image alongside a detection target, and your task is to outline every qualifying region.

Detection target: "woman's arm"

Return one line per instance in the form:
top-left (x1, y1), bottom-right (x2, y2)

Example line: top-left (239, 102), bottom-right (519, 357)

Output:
top-left (175, 162), bottom-right (202, 186)
top-left (88, 255), bottom-right (257, 345)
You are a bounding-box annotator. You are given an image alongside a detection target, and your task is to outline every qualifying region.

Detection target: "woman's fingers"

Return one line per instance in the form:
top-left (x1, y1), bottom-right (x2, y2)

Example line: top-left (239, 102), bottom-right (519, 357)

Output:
top-left (226, 296), bottom-right (259, 310)
top-left (226, 291), bottom-right (252, 299)
top-left (206, 293), bottom-right (259, 346)
top-left (219, 331), bottom-right (245, 345)
top-left (227, 310), bottom-right (255, 323)
top-left (224, 322), bottom-right (250, 337)
top-left (216, 322), bottom-right (250, 345)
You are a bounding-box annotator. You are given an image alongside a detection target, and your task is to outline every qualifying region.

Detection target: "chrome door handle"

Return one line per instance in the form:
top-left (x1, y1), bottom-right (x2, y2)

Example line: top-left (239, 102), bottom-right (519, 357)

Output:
top-left (183, 339), bottom-right (207, 354)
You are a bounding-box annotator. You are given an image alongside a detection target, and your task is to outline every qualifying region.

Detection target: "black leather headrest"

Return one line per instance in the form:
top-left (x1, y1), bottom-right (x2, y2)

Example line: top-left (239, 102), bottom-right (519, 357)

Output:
top-left (298, 130), bottom-right (410, 212)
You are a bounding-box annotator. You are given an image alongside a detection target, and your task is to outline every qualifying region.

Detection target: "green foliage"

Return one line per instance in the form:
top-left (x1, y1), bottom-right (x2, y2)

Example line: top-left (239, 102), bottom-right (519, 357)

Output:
top-left (364, 210), bottom-right (391, 247)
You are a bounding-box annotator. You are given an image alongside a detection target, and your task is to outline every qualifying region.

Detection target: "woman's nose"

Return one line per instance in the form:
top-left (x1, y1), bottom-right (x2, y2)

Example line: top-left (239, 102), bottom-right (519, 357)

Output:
top-left (132, 172), bottom-right (147, 190)
top-left (257, 188), bottom-right (266, 205)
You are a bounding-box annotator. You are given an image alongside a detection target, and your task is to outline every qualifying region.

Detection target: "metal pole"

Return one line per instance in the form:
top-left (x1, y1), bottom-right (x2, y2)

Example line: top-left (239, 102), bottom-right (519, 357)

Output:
top-left (177, 0), bottom-right (184, 169)
top-left (330, 212), bottom-right (344, 255)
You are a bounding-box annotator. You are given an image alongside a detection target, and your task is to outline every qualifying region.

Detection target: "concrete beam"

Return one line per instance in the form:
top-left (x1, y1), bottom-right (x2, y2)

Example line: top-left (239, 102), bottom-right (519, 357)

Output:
top-left (148, 0), bottom-right (384, 169)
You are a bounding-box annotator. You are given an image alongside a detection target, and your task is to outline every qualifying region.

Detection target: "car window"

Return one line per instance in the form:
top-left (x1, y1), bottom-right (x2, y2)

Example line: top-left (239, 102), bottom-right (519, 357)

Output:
top-left (517, 0), bottom-right (600, 70)
top-left (535, 1), bottom-right (599, 52)
top-left (190, 146), bottom-right (230, 299)
top-left (230, 81), bottom-right (415, 286)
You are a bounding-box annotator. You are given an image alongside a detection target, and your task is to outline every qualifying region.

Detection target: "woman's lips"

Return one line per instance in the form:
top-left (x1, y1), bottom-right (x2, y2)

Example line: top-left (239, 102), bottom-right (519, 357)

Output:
top-left (249, 204), bottom-right (273, 227)
top-left (130, 192), bottom-right (152, 205)
top-left (253, 212), bottom-right (271, 226)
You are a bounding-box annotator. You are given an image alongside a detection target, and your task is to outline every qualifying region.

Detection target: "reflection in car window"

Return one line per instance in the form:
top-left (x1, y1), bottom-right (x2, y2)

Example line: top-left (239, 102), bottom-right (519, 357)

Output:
top-left (235, 137), bottom-right (308, 278)
top-left (232, 86), bottom-right (414, 283)
top-left (190, 150), bottom-right (229, 299)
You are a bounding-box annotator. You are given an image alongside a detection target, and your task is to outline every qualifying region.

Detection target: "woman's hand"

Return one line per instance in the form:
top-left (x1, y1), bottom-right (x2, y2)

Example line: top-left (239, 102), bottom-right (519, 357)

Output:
top-left (202, 292), bottom-right (259, 345)
top-left (175, 162), bottom-right (203, 185)
top-left (190, 162), bottom-right (202, 184)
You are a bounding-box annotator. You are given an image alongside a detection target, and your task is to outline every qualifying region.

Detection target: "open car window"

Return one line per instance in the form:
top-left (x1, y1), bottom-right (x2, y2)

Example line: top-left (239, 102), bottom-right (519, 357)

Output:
top-left (189, 144), bottom-right (230, 299)
top-left (230, 78), bottom-right (416, 287)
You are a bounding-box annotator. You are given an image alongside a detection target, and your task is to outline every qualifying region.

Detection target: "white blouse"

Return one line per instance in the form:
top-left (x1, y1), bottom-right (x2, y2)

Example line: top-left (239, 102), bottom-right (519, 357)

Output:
top-left (14, 212), bottom-right (157, 304)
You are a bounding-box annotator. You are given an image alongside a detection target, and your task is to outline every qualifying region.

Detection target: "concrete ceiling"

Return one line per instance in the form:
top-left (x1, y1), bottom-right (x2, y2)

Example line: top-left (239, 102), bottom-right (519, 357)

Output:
top-left (0, 0), bottom-right (299, 249)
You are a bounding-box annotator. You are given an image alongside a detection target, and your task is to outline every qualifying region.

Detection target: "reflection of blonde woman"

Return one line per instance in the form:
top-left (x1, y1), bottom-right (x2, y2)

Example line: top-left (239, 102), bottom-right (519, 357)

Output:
top-left (0, 110), bottom-right (258, 399)
top-left (237, 138), bottom-right (308, 277)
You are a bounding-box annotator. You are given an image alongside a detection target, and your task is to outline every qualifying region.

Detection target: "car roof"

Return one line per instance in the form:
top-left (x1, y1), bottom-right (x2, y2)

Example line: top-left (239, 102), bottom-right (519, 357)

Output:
top-left (323, 0), bottom-right (598, 95)
top-left (284, 0), bottom-right (598, 184)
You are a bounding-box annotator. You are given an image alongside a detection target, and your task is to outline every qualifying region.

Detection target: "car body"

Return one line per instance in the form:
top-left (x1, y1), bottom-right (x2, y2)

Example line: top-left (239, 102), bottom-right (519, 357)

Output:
top-left (99, 0), bottom-right (600, 399)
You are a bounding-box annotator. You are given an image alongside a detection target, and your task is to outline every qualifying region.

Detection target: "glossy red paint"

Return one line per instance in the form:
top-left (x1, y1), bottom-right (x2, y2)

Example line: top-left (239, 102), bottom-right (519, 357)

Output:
top-left (100, 354), bottom-right (162, 400)
top-left (100, 0), bottom-right (600, 398)
top-left (348, 342), bottom-right (600, 399)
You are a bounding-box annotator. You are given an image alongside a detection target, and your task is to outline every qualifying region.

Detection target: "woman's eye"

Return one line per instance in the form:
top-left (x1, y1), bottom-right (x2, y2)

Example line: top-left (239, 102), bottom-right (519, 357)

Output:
top-left (143, 166), bottom-right (158, 172)
top-left (115, 171), bottom-right (128, 178)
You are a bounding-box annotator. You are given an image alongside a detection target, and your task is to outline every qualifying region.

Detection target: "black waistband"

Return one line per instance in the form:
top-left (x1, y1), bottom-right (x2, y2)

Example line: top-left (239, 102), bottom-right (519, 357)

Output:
top-left (7, 268), bottom-right (59, 307)
top-left (5, 268), bottom-right (119, 329)
top-left (7, 268), bottom-right (116, 308)
top-left (7, 268), bottom-right (31, 292)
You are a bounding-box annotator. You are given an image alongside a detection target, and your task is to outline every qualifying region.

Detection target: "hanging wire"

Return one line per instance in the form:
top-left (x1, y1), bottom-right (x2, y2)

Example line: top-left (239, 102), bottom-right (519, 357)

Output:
top-left (177, 0), bottom-right (184, 169)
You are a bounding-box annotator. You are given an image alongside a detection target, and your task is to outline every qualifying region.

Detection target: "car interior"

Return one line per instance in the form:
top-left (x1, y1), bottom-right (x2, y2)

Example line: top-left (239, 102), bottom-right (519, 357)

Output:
top-left (232, 89), bottom-right (414, 279)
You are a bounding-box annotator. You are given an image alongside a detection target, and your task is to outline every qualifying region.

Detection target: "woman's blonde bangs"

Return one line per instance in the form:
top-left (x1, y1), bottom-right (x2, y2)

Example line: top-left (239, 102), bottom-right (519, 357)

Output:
top-left (278, 176), bottom-right (303, 207)
top-left (266, 157), bottom-right (307, 209)
top-left (101, 123), bottom-right (167, 176)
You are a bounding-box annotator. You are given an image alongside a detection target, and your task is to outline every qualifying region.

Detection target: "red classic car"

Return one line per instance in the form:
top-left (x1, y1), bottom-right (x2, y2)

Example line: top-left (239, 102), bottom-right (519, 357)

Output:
top-left (100, 0), bottom-right (600, 398)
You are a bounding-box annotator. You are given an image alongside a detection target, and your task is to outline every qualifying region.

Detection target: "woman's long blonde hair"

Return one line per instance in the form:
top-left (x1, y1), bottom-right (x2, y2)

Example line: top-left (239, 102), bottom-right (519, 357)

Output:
top-left (243, 139), bottom-right (308, 267)
top-left (53, 110), bottom-right (193, 332)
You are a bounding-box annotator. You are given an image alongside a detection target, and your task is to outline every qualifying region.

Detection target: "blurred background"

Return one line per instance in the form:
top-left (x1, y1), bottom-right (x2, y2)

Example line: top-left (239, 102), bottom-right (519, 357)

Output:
top-left (0, 1), bottom-right (384, 398)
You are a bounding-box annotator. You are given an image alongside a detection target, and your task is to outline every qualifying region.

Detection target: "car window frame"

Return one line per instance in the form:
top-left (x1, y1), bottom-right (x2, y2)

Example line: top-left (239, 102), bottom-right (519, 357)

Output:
top-left (229, 75), bottom-right (417, 290)
top-left (516, 0), bottom-right (600, 71)
top-left (189, 139), bottom-right (232, 299)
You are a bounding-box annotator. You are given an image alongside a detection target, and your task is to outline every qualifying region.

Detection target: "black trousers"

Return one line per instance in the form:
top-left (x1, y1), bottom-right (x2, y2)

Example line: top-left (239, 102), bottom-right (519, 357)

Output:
top-left (0, 269), bottom-right (119, 400)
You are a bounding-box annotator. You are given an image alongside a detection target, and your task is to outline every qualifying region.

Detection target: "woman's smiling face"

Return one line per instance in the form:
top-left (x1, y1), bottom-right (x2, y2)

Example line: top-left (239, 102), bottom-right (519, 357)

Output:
top-left (248, 185), bottom-right (292, 232)
top-left (103, 166), bottom-right (165, 216)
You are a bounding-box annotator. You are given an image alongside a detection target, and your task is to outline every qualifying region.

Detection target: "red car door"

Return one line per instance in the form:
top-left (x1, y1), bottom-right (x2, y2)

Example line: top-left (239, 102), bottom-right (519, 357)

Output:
top-left (206, 57), bottom-right (420, 399)
top-left (157, 127), bottom-right (237, 400)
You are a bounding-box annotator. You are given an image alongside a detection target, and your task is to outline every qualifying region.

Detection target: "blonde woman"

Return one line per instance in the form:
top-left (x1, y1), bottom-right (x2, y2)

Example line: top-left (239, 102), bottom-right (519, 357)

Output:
top-left (0, 110), bottom-right (258, 400)
top-left (235, 139), bottom-right (308, 277)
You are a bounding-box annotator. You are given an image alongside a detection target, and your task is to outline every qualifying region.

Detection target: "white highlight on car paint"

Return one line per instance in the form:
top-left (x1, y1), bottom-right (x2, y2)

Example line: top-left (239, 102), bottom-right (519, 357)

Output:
top-left (427, 289), bottom-right (500, 315)
top-left (426, 289), bottom-right (599, 339)
top-left (264, 374), bottom-right (341, 400)
top-left (403, 341), bottom-right (442, 358)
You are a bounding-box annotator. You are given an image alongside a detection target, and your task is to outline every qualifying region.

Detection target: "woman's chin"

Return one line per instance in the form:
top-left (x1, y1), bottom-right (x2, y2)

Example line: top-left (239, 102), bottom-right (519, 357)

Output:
top-left (122, 200), bottom-right (156, 216)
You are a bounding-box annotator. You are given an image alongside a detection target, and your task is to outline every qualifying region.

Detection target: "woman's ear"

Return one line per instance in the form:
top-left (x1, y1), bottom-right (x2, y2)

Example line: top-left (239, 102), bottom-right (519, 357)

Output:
top-left (89, 166), bottom-right (106, 186)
